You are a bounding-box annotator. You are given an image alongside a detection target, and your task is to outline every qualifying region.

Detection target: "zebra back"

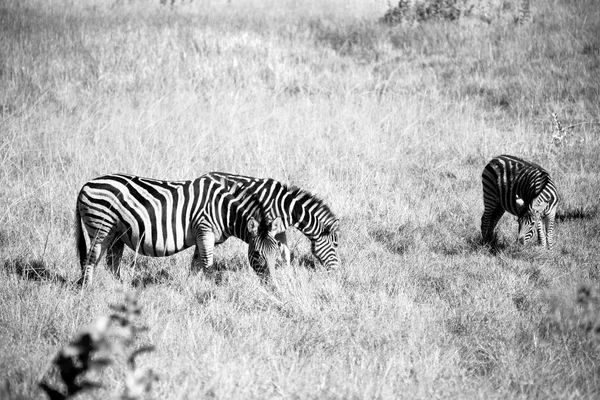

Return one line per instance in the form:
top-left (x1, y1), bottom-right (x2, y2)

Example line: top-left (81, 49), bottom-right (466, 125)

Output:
top-left (205, 172), bottom-right (339, 239)
top-left (482, 155), bottom-right (554, 216)
top-left (482, 154), bottom-right (559, 249)
top-left (77, 173), bottom-right (274, 255)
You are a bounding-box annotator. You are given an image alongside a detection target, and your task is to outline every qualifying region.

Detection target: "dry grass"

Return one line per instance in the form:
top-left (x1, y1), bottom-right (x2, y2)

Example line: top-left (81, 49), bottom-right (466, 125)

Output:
top-left (1, 0), bottom-right (600, 398)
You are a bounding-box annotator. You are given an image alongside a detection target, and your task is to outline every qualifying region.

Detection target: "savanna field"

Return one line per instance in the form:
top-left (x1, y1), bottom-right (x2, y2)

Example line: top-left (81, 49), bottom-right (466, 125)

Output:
top-left (1, 0), bottom-right (600, 398)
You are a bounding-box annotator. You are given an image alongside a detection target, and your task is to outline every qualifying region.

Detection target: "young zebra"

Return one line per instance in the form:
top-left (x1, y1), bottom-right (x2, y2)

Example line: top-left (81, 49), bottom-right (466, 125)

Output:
top-left (204, 172), bottom-right (340, 270)
top-left (75, 174), bottom-right (286, 285)
top-left (481, 155), bottom-right (559, 249)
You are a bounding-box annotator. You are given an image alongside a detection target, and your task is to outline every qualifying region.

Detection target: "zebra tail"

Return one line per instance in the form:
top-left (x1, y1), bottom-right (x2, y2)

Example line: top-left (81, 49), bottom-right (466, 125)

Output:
top-left (75, 203), bottom-right (87, 267)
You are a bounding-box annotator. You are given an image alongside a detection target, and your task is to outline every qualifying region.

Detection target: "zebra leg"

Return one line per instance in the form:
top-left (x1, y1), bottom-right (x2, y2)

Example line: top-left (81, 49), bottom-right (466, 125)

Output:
top-left (481, 208), bottom-right (494, 242)
top-left (191, 230), bottom-right (215, 273)
top-left (275, 231), bottom-right (291, 266)
top-left (279, 243), bottom-right (291, 267)
top-left (481, 205), bottom-right (504, 243)
top-left (536, 219), bottom-right (547, 247)
top-left (543, 212), bottom-right (556, 250)
top-left (106, 239), bottom-right (125, 281)
top-left (488, 207), bottom-right (505, 242)
top-left (80, 232), bottom-right (108, 286)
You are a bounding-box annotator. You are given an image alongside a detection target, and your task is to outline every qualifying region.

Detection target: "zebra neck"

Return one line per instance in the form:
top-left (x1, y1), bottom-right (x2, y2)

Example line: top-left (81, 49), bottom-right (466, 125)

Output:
top-left (287, 193), bottom-right (330, 238)
top-left (516, 170), bottom-right (550, 202)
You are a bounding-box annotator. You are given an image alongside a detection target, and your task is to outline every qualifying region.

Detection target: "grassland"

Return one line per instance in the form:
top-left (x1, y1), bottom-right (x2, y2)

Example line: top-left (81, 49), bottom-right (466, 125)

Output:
top-left (1, 0), bottom-right (600, 398)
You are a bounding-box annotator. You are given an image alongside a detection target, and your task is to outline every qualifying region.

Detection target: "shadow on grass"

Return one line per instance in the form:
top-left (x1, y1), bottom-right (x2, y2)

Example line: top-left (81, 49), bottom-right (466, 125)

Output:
top-left (403, 224), bottom-right (502, 256)
top-left (369, 221), bottom-right (548, 258)
top-left (480, 236), bottom-right (551, 259)
top-left (203, 261), bottom-right (233, 286)
top-left (429, 231), bottom-right (499, 256)
top-left (188, 258), bottom-right (248, 286)
top-left (556, 205), bottom-right (597, 222)
top-left (368, 224), bottom-right (415, 255)
top-left (296, 254), bottom-right (318, 270)
top-left (370, 221), bottom-right (511, 257)
top-left (129, 256), bottom-right (244, 288)
top-left (131, 268), bottom-right (171, 289)
top-left (2, 256), bottom-right (68, 284)
top-left (477, 235), bottom-right (511, 256)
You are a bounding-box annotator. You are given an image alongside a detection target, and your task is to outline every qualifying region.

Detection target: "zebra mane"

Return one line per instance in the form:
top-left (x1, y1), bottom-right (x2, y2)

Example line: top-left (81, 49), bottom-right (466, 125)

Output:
top-left (230, 182), bottom-right (266, 218)
top-left (284, 183), bottom-right (338, 227)
top-left (206, 172), bottom-right (337, 230)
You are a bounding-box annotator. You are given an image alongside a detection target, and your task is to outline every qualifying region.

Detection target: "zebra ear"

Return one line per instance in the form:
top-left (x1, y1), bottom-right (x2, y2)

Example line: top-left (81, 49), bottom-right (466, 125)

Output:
top-left (269, 217), bottom-right (286, 235)
top-left (247, 217), bottom-right (259, 236)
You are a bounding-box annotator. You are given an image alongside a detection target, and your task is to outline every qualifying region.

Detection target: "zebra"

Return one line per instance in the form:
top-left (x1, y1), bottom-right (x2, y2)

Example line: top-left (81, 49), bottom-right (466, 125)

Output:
top-left (481, 155), bottom-right (559, 249)
top-left (75, 174), bottom-right (286, 285)
top-left (203, 172), bottom-right (340, 270)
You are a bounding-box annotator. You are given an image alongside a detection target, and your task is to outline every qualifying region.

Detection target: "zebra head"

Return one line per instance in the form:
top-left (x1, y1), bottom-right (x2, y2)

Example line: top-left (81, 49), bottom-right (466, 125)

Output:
top-left (311, 219), bottom-right (340, 270)
top-left (517, 211), bottom-right (537, 245)
top-left (246, 215), bottom-right (286, 279)
top-left (517, 195), bottom-right (552, 245)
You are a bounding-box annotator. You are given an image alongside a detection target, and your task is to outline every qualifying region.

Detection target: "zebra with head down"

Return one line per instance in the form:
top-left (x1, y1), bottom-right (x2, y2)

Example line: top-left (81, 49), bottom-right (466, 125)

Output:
top-left (204, 172), bottom-right (340, 270)
top-left (75, 173), bottom-right (285, 286)
top-left (481, 155), bottom-right (559, 249)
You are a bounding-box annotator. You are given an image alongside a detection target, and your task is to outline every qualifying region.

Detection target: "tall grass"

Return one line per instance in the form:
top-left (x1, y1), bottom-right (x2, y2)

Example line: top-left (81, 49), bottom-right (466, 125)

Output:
top-left (1, 0), bottom-right (600, 398)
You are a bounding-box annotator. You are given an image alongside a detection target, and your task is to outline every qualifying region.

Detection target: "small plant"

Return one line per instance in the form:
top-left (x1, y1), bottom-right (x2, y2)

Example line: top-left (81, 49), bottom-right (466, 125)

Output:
top-left (550, 112), bottom-right (569, 147)
top-left (549, 111), bottom-right (600, 152)
top-left (546, 110), bottom-right (588, 166)
top-left (39, 292), bottom-right (157, 400)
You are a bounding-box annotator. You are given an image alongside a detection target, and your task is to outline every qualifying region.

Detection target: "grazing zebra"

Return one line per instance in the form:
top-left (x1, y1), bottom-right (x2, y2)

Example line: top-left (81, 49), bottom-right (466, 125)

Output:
top-left (75, 174), bottom-right (286, 285)
top-left (481, 155), bottom-right (559, 249)
top-left (204, 172), bottom-right (340, 269)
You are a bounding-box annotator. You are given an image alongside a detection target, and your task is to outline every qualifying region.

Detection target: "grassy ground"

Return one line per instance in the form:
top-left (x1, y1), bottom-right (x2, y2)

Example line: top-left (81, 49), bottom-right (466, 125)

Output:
top-left (1, 0), bottom-right (600, 398)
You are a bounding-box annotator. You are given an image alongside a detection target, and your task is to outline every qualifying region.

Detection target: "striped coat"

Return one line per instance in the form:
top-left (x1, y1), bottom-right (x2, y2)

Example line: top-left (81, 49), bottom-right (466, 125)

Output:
top-left (204, 172), bottom-right (340, 269)
top-left (481, 155), bottom-right (558, 249)
top-left (76, 174), bottom-right (284, 285)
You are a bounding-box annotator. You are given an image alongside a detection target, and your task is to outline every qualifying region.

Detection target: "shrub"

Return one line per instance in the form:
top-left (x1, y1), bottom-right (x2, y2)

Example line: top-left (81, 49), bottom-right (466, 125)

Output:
top-left (381, 0), bottom-right (469, 25)
top-left (381, 0), bottom-right (533, 26)
top-left (39, 292), bottom-right (157, 400)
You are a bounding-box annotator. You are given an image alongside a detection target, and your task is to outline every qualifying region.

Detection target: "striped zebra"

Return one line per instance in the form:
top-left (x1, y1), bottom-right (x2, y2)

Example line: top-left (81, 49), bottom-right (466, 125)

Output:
top-left (204, 172), bottom-right (340, 270)
top-left (75, 174), bottom-right (286, 285)
top-left (481, 155), bottom-right (559, 249)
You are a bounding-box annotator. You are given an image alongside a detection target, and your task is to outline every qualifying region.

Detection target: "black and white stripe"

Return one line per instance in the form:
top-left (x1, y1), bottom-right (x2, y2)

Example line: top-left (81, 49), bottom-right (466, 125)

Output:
top-left (75, 174), bottom-right (284, 285)
top-left (205, 172), bottom-right (340, 269)
top-left (481, 155), bottom-right (559, 249)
